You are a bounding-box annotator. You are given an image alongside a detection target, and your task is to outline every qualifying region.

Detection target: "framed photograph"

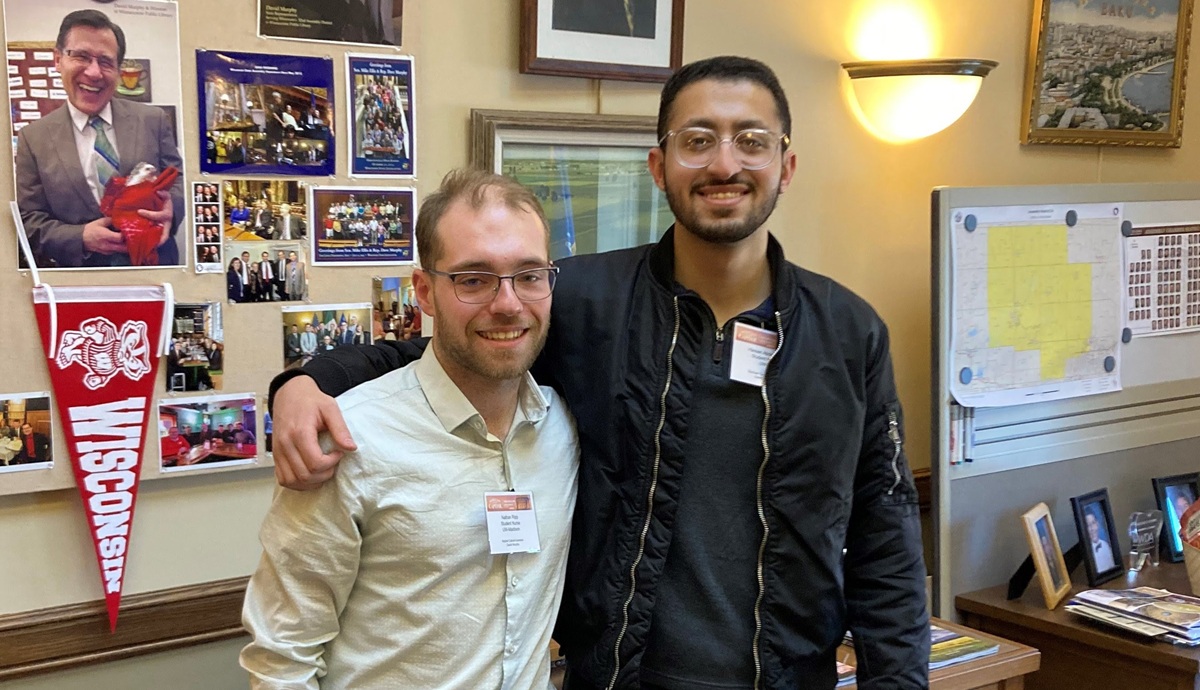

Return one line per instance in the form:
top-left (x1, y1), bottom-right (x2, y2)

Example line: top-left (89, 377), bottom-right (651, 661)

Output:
top-left (1021, 502), bottom-right (1072, 609)
top-left (259, 0), bottom-right (402, 47)
top-left (347, 54), bottom-right (415, 178)
top-left (1153, 472), bottom-right (1200, 562)
top-left (282, 303), bottom-right (373, 369)
top-left (1021, 0), bottom-right (1194, 147)
top-left (470, 109), bottom-right (673, 260)
top-left (310, 186), bottom-right (416, 265)
top-left (157, 394), bottom-right (259, 473)
top-left (196, 50), bottom-right (335, 176)
top-left (519, 0), bottom-right (683, 82)
top-left (0, 392), bottom-right (52, 473)
top-left (1070, 488), bottom-right (1125, 586)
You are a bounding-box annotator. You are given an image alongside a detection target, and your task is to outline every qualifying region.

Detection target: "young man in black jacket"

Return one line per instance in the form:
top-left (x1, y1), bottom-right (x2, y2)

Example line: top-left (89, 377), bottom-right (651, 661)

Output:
top-left (268, 56), bottom-right (929, 689)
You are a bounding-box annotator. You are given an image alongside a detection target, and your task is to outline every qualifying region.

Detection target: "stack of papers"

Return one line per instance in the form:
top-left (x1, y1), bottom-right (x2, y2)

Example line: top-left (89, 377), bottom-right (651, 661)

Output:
top-left (1067, 587), bottom-right (1200, 645)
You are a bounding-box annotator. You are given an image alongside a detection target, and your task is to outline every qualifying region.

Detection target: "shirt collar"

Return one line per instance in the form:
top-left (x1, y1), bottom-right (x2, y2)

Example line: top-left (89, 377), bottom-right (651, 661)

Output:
top-left (67, 102), bottom-right (114, 132)
top-left (415, 346), bottom-right (549, 437)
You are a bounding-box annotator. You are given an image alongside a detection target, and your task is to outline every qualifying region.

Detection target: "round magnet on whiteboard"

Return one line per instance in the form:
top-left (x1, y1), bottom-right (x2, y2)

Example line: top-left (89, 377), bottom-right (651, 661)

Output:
top-left (959, 368), bottom-right (972, 384)
top-left (1065, 210), bottom-right (1078, 227)
top-left (1121, 328), bottom-right (1132, 343)
top-left (1121, 220), bottom-right (1133, 237)
top-left (1104, 356), bottom-right (1116, 372)
top-left (964, 214), bottom-right (977, 232)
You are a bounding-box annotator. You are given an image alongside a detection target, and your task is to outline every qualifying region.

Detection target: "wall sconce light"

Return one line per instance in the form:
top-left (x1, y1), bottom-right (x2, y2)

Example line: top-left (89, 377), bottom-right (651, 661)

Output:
top-left (841, 58), bottom-right (997, 144)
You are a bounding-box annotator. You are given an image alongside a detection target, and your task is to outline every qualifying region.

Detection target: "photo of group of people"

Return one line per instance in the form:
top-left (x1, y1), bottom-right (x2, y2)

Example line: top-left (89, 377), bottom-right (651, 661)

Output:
top-left (348, 54), bottom-right (414, 176)
top-left (226, 241), bottom-right (309, 303)
top-left (222, 179), bottom-right (308, 241)
top-left (193, 182), bottom-right (225, 271)
top-left (373, 276), bottom-right (422, 341)
top-left (0, 393), bottom-right (52, 472)
top-left (311, 187), bottom-right (415, 264)
top-left (166, 303), bottom-right (225, 392)
top-left (158, 395), bottom-right (259, 472)
top-left (9, 0), bottom-right (187, 270)
top-left (198, 50), bottom-right (336, 176)
top-left (282, 303), bottom-right (373, 368)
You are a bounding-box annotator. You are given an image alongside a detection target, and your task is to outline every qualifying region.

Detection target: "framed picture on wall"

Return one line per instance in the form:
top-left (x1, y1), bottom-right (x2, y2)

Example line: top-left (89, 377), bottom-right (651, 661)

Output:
top-left (519, 0), bottom-right (684, 82)
top-left (1070, 488), bottom-right (1124, 586)
top-left (469, 109), bottom-right (674, 260)
top-left (1020, 0), bottom-right (1194, 147)
top-left (1153, 472), bottom-right (1200, 562)
top-left (1021, 502), bottom-right (1072, 609)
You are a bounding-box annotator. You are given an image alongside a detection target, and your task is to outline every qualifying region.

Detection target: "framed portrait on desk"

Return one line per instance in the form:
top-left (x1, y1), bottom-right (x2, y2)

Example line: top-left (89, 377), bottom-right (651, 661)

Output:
top-left (1153, 472), bottom-right (1200, 562)
top-left (1021, 502), bottom-right (1072, 609)
top-left (1070, 488), bottom-right (1125, 586)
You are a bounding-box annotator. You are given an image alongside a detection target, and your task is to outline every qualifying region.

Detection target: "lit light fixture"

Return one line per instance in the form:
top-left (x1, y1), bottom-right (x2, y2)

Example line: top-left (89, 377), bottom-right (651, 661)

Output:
top-left (841, 58), bottom-right (997, 144)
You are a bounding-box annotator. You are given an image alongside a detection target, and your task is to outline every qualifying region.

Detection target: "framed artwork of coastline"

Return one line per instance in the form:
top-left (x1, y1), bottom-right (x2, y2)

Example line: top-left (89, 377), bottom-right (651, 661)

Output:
top-left (1021, 0), bottom-right (1194, 147)
top-left (469, 109), bottom-right (674, 259)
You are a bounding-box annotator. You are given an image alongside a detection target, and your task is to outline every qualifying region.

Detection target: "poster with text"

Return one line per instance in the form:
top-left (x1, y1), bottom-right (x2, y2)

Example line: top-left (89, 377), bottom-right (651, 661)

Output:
top-left (259, 0), bottom-right (402, 48)
top-left (310, 186), bottom-right (414, 265)
top-left (7, 0), bottom-right (186, 271)
top-left (197, 50), bottom-right (335, 177)
top-left (347, 54), bottom-right (414, 177)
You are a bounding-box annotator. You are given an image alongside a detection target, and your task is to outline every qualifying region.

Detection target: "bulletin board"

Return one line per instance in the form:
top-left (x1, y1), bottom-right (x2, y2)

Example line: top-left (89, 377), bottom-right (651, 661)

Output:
top-left (931, 182), bottom-right (1200, 618)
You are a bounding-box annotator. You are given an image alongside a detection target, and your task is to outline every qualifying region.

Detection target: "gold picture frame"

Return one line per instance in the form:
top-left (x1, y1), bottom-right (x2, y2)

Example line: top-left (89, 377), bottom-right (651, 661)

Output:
top-left (1021, 503), bottom-right (1073, 609)
top-left (1021, 0), bottom-right (1194, 147)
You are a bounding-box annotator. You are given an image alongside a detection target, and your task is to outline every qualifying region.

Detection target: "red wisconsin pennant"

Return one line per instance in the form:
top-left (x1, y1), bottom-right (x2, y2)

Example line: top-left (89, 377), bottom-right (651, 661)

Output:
top-left (33, 285), bottom-right (170, 631)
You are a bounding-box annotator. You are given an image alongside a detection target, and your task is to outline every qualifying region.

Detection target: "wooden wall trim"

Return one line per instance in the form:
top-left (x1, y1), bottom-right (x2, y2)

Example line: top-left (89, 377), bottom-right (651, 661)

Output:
top-left (0, 576), bottom-right (248, 682)
top-left (915, 467), bottom-right (932, 512)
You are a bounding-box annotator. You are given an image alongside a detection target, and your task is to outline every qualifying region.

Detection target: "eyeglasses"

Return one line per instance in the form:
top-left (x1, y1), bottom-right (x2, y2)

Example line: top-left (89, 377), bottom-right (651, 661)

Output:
top-left (62, 49), bottom-right (118, 73)
top-left (660, 127), bottom-right (790, 170)
top-left (425, 266), bottom-right (559, 304)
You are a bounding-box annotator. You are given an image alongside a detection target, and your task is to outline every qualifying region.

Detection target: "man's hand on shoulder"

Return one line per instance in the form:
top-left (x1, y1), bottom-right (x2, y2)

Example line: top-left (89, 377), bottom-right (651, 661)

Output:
top-left (273, 375), bottom-right (358, 491)
top-left (82, 217), bottom-right (126, 254)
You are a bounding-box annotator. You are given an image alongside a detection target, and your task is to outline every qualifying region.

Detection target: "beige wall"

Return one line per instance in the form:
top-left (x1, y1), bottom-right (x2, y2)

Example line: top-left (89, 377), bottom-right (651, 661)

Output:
top-left (3, 0), bottom-right (1199, 685)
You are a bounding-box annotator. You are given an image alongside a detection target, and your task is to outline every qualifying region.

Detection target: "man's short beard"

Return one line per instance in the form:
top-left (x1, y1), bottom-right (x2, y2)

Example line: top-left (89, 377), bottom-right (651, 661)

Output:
top-left (663, 172), bottom-right (781, 244)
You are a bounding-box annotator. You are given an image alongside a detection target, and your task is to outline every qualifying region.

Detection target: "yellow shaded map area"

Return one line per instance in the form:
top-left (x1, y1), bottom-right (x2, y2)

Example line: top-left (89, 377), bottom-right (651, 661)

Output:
top-left (987, 225), bottom-right (1092, 380)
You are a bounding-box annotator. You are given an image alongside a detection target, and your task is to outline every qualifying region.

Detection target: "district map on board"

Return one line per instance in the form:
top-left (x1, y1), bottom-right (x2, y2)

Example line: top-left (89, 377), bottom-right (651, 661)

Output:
top-left (950, 203), bottom-right (1123, 408)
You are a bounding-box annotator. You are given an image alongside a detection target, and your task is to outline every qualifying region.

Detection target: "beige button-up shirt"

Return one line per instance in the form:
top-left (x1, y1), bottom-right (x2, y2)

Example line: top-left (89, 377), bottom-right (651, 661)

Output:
top-left (241, 348), bottom-right (579, 689)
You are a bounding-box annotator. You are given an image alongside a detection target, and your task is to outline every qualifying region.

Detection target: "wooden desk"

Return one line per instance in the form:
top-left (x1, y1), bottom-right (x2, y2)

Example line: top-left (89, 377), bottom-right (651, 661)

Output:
top-left (841, 618), bottom-right (1039, 689)
top-left (958, 564), bottom-right (1200, 690)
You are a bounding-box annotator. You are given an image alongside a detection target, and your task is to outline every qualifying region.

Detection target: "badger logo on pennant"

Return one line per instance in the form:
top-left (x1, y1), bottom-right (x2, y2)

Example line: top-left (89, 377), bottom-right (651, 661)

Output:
top-left (55, 317), bottom-right (153, 391)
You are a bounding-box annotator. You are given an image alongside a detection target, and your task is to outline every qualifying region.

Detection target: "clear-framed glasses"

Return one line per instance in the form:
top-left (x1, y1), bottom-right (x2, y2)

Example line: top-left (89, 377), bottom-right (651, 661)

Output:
top-left (425, 266), bottom-right (560, 304)
top-left (62, 49), bottom-right (118, 73)
top-left (660, 127), bottom-right (790, 170)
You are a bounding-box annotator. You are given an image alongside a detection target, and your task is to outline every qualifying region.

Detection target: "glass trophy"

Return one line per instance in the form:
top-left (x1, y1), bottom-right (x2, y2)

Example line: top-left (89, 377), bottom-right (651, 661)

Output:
top-left (1128, 510), bottom-right (1163, 570)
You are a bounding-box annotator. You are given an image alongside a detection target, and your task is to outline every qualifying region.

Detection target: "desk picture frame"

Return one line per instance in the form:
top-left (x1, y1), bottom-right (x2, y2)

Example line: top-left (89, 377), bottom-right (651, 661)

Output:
top-left (1021, 503), bottom-right (1072, 609)
top-left (1070, 488), bottom-right (1124, 586)
top-left (1153, 472), bottom-right (1200, 562)
top-left (519, 0), bottom-right (684, 82)
top-left (1020, 0), bottom-right (1194, 147)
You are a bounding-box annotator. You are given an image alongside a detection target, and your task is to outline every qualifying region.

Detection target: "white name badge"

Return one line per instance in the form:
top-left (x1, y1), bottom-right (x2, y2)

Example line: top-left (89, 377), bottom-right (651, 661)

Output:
top-left (484, 491), bottom-right (541, 554)
top-left (729, 322), bottom-right (779, 387)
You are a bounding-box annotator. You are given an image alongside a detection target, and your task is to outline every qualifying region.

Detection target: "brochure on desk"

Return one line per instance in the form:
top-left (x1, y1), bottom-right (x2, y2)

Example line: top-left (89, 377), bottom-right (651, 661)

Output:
top-left (837, 624), bottom-right (999, 685)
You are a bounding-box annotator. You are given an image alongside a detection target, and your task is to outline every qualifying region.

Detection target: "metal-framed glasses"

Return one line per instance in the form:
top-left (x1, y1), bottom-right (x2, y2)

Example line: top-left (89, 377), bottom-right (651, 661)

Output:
top-left (62, 49), bottom-right (118, 73)
top-left (425, 266), bottom-right (559, 304)
top-left (660, 127), bottom-right (790, 170)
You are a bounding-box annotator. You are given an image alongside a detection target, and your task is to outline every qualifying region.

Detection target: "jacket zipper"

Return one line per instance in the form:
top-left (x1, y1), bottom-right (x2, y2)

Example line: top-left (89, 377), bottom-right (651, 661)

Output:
top-left (751, 312), bottom-right (784, 690)
top-left (607, 296), bottom-right (682, 690)
top-left (886, 409), bottom-right (903, 495)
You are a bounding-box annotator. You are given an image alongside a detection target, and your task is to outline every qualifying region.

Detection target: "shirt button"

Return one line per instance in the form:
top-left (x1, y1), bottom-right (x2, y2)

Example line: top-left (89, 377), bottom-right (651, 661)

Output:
top-left (506, 644), bottom-right (517, 655)
top-left (510, 576), bottom-right (519, 589)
